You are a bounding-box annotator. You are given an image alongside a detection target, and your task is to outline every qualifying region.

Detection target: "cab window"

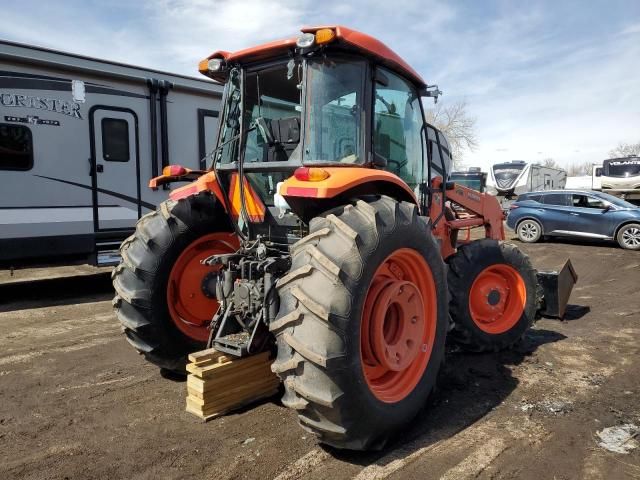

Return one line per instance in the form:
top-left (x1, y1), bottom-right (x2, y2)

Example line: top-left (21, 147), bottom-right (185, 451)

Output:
top-left (373, 68), bottom-right (423, 189)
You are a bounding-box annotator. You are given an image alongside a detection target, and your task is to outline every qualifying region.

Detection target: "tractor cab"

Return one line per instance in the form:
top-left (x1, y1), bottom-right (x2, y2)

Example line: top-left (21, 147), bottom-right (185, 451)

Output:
top-left (160, 26), bottom-right (453, 228)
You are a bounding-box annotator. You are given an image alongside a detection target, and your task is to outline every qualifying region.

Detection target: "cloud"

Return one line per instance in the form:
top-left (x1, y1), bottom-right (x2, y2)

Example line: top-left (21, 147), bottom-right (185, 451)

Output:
top-left (1, 0), bottom-right (638, 171)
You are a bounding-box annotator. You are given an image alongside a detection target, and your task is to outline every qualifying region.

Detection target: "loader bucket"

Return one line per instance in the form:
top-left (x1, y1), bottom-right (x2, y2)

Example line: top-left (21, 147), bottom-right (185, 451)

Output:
top-left (536, 259), bottom-right (578, 319)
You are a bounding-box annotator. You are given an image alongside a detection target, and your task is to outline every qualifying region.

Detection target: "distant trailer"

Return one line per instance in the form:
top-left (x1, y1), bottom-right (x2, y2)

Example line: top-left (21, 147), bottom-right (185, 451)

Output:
top-left (0, 40), bottom-right (223, 266)
top-left (486, 160), bottom-right (567, 209)
top-left (595, 156), bottom-right (640, 205)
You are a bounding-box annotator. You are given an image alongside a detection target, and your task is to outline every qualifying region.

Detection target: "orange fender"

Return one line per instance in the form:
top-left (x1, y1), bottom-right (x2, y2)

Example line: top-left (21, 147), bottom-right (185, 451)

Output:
top-left (169, 172), bottom-right (265, 223)
top-left (280, 167), bottom-right (418, 204)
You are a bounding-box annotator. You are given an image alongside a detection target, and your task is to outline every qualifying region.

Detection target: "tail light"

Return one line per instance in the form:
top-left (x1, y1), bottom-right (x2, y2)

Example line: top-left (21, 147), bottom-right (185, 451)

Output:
top-left (163, 165), bottom-right (187, 176)
top-left (294, 167), bottom-right (330, 182)
top-left (509, 204), bottom-right (519, 210)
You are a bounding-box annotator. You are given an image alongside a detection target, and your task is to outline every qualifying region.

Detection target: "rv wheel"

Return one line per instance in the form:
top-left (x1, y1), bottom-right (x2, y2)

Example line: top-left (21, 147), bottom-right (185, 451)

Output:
top-left (112, 192), bottom-right (237, 372)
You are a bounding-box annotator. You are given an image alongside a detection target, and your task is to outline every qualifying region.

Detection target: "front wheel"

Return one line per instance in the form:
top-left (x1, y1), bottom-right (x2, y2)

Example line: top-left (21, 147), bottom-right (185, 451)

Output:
top-left (448, 239), bottom-right (537, 351)
top-left (271, 196), bottom-right (448, 450)
top-left (616, 223), bottom-right (640, 250)
top-left (516, 219), bottom-right (542, 243)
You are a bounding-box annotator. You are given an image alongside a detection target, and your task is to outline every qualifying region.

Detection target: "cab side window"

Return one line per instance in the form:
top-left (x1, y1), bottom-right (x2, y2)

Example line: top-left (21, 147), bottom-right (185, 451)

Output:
top-left (373, 68), bottom-right (423, 189)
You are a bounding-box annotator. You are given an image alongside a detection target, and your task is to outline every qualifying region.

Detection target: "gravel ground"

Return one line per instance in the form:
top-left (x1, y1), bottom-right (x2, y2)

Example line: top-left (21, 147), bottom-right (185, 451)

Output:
top-left (0, 237), bottom-right (638, 480)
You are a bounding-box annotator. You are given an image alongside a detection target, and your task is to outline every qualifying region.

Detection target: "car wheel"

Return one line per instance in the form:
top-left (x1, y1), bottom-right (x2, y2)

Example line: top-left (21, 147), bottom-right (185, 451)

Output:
top-left (516, 219), bottom-right (542, 243)
top-left (616, 223), bottom-right (640, 250)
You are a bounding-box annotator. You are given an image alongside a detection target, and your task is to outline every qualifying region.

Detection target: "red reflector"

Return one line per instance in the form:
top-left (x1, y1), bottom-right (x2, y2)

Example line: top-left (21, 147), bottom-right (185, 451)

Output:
top-left (285, 186), bottom-right (319, 197)
top-left (163, 164), bottom-right (187, 176)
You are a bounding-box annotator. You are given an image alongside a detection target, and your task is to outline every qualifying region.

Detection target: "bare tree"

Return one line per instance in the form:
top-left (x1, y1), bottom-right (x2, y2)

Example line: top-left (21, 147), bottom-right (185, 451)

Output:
top-left (541, 157), bottom-right (560, 169)
top-left (425, 100), bottom-right (478, 168)
top-left (609, 141), bottom-right (640, 158)
top-left (566, 161), bottom-right (593, 176)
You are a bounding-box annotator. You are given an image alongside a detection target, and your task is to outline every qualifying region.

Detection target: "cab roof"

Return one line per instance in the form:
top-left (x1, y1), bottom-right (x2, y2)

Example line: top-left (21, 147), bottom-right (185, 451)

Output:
top-left (200, 25), bottom-right (426, 88)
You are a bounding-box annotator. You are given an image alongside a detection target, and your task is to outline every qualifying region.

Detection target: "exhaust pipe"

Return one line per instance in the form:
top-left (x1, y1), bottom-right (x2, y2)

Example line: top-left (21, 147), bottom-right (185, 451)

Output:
top-left (536, 259), bottom-right (578, 319)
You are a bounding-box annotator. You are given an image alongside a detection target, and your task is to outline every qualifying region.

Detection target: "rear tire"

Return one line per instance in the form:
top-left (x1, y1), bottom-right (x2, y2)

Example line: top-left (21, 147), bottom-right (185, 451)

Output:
top-left (271, 196), bottom-right (448, 450)
top-left (448, 239), bottom-right (537, 352)
top-left (112, 192), bottom-right (235, 372)
top-left (616, 223), bottom-right (640, 250)
top-left (516, 219), bottom-right (542, 243)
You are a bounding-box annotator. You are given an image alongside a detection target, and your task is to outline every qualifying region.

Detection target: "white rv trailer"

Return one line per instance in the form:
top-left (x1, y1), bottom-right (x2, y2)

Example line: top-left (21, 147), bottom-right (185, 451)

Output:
top-left (594, 156), bottom-right (640, 205)
top-left (486, 160), bottom-right (567, 209)
top-left (0, 40), bottom-right (223, 265)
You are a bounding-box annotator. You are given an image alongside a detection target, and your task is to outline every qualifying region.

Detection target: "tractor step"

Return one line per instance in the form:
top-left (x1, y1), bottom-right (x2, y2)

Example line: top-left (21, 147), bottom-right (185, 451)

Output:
top-left (185, 348), bottom-right (280, 421)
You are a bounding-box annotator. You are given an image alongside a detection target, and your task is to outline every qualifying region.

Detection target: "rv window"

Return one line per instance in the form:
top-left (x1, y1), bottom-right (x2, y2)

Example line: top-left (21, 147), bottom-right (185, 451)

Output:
top-left (101, 118), bottom-right (130, 162)
top-left (0, 124), bottom-right (33, 171)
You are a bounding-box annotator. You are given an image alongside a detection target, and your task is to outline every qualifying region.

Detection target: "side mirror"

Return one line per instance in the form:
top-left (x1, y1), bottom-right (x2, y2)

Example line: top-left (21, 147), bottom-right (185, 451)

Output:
top-left (603, 204), bottom-right (614, 212)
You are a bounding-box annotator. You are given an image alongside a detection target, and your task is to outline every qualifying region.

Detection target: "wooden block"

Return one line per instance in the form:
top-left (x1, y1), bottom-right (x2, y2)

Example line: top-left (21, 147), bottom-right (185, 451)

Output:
top-left (186, 387), bottom-right (279, 420)
top-left (186, 351), bottom-right (272, 379)
top-left (185, 349), bottom-right (281, 421)
top-left (187, 366), bottom-right (272, 394)
top-left (187, 376), bottom-right (280, 404)
top-left (188, 348), bottom-right (223, 364)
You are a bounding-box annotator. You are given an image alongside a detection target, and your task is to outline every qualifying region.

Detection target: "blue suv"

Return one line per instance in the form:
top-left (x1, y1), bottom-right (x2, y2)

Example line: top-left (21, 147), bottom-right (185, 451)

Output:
top-left (506, 190), bottom-right (640, 250)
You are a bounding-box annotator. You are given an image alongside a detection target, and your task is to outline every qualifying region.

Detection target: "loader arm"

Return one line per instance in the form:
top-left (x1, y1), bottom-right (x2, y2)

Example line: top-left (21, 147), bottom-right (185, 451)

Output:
top-left (429, 177), bottom-right (505, 259)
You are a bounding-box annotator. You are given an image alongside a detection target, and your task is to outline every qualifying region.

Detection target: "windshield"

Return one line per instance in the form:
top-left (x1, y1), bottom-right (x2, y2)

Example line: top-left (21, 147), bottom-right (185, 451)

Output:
top-left (594, 191), bottom-right (638, 209)
top-left (303, 58), bottom-right (366, 164)
top-left (604, 158), bottom-right (640, 178)
top-left (493, 162), bottom-right (526, 188)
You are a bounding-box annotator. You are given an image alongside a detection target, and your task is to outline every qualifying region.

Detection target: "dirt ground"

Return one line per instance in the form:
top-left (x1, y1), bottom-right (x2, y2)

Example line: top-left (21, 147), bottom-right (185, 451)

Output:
top-left (1, 236), bottom-right (639, 480)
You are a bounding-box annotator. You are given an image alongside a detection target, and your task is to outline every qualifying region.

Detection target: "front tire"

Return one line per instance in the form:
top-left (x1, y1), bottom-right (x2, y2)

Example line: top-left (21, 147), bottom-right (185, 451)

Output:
top-left (271, 196), bottom-right (448, 450)
top-left (616, 223), bottom-right (640, 250)
top-left (112, 192), bottom-right (236, 372)
top-left (516, 219), bottom-right (542, 243)
top-left (448, 239), bottom-right (537, 352)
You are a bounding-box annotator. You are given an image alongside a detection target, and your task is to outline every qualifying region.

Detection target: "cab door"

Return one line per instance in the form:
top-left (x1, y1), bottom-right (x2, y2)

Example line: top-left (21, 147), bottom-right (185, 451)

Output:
top-left (90, 107), bottom-right (140, 231)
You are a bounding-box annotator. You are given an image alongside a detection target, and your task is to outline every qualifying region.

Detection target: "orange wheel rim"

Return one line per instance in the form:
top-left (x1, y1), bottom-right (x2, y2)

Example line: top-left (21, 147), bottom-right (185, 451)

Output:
top-left (360, 248), bottom-right (437, 403)
top-left (468, 264), bottom-right (526, 334)
top-left (167, 232), bottom-right (239, 342)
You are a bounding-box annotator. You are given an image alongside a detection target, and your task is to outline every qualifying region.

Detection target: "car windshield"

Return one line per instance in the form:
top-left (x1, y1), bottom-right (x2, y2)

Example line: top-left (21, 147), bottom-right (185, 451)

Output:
top-left (303, 58), bottom-right (366, 164)
top-left (493, 162), bottom-right (525, 188)
top-left (594, 191), bottom-right (638, 209)
top-left (604, 158), bottom-right (640, 177)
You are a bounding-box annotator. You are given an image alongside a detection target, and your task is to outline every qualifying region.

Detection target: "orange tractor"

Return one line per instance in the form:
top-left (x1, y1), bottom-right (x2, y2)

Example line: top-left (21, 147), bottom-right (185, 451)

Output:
top-left (112, 26), bottom-right (574, 450)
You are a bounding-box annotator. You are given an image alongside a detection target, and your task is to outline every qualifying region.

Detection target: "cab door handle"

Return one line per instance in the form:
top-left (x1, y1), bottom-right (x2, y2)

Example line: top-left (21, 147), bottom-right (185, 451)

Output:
top-left (570, 212), bottom-right (579, 216)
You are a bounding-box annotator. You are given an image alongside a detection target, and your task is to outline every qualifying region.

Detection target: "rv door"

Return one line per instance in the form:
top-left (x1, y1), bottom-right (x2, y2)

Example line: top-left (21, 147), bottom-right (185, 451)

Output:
top-left (90, 107), bottom-right (140, 231)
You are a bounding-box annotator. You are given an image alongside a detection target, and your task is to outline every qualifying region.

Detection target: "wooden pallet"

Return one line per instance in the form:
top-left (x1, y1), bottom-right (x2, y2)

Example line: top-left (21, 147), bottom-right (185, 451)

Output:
top-left (185, 348), bottom-right (280, 421)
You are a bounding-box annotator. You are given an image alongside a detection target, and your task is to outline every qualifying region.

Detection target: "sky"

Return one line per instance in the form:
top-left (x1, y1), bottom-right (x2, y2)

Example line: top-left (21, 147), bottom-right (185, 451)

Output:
top-left (2, 0), bottom-right (639, 170)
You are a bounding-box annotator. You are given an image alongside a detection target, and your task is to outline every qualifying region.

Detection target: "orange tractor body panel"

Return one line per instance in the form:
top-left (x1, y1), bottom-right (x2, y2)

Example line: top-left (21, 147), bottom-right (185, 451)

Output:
top-left (199, 25), bottom-right (426, 88)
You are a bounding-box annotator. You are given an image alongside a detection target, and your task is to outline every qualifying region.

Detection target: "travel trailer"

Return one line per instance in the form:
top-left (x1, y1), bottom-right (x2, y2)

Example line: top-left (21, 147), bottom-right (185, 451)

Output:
top-left (0, 40), bottom-right (223, 265)
top-left (594, 156), bottom-right (640, 205)
top-left (486, 160), bottom-right (567, 209)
